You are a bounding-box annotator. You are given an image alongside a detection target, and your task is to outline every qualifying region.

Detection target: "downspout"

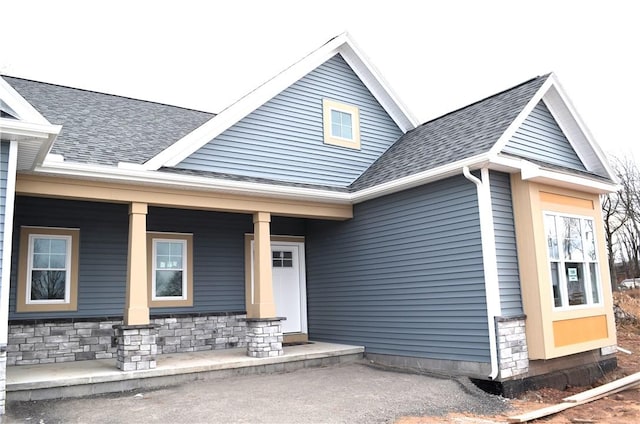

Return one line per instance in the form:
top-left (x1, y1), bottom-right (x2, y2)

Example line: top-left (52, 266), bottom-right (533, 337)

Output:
top-left (462, 167), bottom-right (501, 380)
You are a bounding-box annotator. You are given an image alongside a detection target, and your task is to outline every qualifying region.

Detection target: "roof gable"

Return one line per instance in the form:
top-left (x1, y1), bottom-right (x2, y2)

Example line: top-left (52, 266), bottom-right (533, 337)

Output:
top-left (490, 73), bottom-right (615, 181)
top-left (502, 100), bottom-right (586, 171)
top-left (143, 33), bottom-right (417, 170)
top-left (351, 75), bottom-right (548, 191)
top-left (173, 54), bottom-right (404, 187)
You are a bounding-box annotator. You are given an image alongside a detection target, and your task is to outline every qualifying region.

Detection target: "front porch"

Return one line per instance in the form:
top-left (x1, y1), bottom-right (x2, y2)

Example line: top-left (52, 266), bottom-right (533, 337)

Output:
top-left (6, 341), bottom-right (364, 401)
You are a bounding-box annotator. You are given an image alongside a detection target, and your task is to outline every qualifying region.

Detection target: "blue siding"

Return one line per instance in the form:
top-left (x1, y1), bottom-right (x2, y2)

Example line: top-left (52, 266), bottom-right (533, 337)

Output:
top-left (147, 207), bottom-right (251, 314)
top-left (10, 197), bottom-right (130, 319)
top-left (0, 142), bottom-right (9, 304)
top-left (305, 176), bottom-right (491, 363)
top-left (9, 197), bottom-right (307, 319)
top-left (490, 171), bottom-right (523, 316)
top-left (503, 101), bottom-right (586, 171)
top-left (176, 54), bottom-right (404, 187)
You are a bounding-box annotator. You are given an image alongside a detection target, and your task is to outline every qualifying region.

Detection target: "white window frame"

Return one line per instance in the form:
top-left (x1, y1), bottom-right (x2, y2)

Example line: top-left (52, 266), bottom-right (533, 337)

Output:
top-left (151, 238), bottom-right (188, 301)
top-left (26, 233), bottom-right (73, 304)
top-left (544, 211), bottom-right (602, 310)
top-left (322, 98), bottom-right (361, 149)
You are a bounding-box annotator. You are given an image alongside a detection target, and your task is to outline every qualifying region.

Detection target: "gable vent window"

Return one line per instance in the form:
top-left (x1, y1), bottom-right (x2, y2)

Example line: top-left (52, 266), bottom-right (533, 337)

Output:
top-left (322, 98), bottom-right (361, 150)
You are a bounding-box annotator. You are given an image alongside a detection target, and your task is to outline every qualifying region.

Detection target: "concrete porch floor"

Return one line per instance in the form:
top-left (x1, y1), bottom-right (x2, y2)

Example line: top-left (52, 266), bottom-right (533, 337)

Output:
top-left (6, 342), bottom-right (364, 401)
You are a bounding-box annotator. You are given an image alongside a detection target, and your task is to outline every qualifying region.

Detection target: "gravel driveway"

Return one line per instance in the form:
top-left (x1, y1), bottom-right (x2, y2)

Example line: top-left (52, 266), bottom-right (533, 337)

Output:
top-left (4, 362), bottom-right (509, 423)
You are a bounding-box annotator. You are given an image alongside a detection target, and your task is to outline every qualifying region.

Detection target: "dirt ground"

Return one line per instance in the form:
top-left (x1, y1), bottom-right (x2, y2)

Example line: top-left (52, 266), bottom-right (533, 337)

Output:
top-left (396, 289), bottom-right (640, 424)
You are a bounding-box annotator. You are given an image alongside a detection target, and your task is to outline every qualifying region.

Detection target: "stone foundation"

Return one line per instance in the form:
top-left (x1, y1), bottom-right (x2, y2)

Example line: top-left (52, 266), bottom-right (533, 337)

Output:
top-left (245, 318), bottom-right (284, 358)
top-left (0, 349), bottom-right (6, 415)
top-left (496, 315), bottom-right (529, 379)
top-left (7, 319), bottom-right (120, 365)
top-left (7, 312), bottom-right (247, 366)
top-left (154, 313), bottom-right (246, 354)
top-left (113, 324), bottom-right (158, 371)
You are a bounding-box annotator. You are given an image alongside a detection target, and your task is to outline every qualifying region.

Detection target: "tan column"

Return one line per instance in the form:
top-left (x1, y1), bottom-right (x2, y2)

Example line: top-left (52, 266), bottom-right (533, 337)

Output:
top-left (251, 211), bottom-right (276, 318)
top-left (124, 202), bottom-right (149, 325)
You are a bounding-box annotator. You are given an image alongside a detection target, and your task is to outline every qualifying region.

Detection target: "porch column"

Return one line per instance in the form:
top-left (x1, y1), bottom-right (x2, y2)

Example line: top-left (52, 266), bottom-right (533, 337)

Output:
top-left (251, 211), bottom-right (276, 318)
top-left (125, 202), bottom-right (149, 325)
top-left (245, 212), bottom-right (284, 358)
top-left (115, 202), bottom-right (158, 371)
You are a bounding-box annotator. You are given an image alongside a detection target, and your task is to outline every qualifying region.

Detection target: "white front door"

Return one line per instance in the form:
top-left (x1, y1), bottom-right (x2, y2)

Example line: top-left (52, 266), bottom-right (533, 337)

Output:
top-left (251, 240), bottom-right (307, 334)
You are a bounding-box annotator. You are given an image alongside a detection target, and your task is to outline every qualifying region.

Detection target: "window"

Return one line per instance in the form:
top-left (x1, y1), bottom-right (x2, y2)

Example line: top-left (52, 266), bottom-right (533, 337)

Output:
top-left (322, 98), bottom-right (361, 149)
top-left (272, 250), bottom-right (293, 268)
top-left (147, 232), bottom-right (193, 307)
top-left (17, 227), bottom-right (79, 312)
top-left (544, 213), bottom-right (601, 308)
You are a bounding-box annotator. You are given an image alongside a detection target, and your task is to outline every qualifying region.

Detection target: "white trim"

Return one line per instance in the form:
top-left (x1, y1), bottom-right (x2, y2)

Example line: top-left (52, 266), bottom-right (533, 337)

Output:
top-left (0, 77), bottom-right (51, 125)
top-left (490, 155), bottom-right (619, 194)
top-left (144, 33), bottom-right (417, 170)
top-left (33, 150), bottom-right (616, 208)
top-left (151, 238), bottom-right (188, 301)
top-left (351, 154), bottom-right (491, 203)
top-left (36, 160), bottom-right (353, 203)
top-left (0, 118), bottom-right (61, 141)
top-left (0, 141), bottom-right (19, 345)
top-left (543, 211), bottom-right (603, 309)
top-left (462, 166), bottom-right (501, 380)
top-left (25, 233), bottom-right (72, 304)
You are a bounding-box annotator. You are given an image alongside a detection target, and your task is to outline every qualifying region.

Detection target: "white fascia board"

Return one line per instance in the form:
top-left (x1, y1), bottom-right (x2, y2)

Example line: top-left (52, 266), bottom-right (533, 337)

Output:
top-left (145, 33), bottom-right (417, 170)
top-left (491, 155), bottom-right (618, 194)
top-left (542, 75), bottom-right (617, 182)
top-left (351, 154), bottom-right (490, 204)
top-left (38, 154), bottom-right (492, 207)
top-left (0, 77), bottom-right (51, 125)
top-left (488, 75), bottom-right (554, 157)
top-left (0, 118), bottom-right (61, 141)
top-left (35, 161), bottom-right (353, 204)
top-left (337, 37), bottom-right (418, 132)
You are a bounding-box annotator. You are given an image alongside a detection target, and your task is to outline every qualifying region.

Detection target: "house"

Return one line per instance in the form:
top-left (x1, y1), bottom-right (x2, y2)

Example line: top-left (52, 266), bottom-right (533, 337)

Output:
top-left (0, 34), bottom-right (619, 411)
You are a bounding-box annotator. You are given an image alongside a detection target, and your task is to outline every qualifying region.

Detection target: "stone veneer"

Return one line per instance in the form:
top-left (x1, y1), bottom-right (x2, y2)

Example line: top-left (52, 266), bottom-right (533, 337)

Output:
top-left (245, 318), bottom-right (284, 358)
top-left (0, 350), bottom-right (6, 415)
top-left (496, 315), bottom-right (529, 379)
top-left (7, 312), bottom-right (247, 366)
top-left (8, 319), bottom-right (120, 366)
top-left (113, 324), bottom-right (158, 371)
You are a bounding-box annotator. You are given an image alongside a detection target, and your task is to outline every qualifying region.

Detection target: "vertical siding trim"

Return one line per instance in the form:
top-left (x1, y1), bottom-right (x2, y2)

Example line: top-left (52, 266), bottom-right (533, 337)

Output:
top-left (1, 141), bottom-right (18, 344)
top-left (462, 167), bottom-right (500, 379)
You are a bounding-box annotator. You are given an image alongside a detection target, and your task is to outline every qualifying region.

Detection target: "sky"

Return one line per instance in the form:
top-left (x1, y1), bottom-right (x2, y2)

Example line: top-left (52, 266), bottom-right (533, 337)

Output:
top-left (2, 0), bottom-right (638, 162)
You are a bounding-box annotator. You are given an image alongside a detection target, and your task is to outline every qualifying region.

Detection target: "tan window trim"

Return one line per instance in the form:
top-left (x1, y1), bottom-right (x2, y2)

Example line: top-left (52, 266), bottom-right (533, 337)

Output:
top-left (322, 98), bottom-right (361, 150)
top-left (17, 226), bottom-right (79, 313)
top-left (147, 232), bottom-right (193, 308)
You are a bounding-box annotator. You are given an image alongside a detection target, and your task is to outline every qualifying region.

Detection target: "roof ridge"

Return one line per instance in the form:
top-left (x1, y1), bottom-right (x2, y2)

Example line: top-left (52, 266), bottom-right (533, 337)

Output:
top-left (416, 74), bottom-right (550, 128)
top-left (1, 74), bottom-right (215, 115)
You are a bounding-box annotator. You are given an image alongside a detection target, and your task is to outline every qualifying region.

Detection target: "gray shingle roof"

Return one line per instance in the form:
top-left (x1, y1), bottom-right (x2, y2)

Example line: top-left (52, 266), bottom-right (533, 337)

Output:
top-left (349, 75), bottom-right (549, 191)
top-left (4, 74), bottom-right (558, 192)
top-left (3, 76), bottom-right (214, 166)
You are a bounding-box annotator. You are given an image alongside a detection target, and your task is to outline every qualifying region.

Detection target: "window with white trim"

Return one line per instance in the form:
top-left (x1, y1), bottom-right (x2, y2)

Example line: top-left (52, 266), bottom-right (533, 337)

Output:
top-left (27, 234), bottom-right (72, 303)
top-left (322, 98), bottom-right (361, 149)
top-left (544, 213), bottom-right (601, 308)
top-left (147, 232), bottom-right (193, 307)
top-left (152, 239), bottom-right (187, 299)
top-left (17, 226), bottom-right (79, 312)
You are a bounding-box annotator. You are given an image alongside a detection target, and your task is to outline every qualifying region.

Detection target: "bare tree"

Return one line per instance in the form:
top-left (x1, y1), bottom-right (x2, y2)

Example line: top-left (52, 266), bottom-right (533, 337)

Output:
top-left (604, 156), bottom-right (640, 287)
